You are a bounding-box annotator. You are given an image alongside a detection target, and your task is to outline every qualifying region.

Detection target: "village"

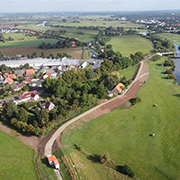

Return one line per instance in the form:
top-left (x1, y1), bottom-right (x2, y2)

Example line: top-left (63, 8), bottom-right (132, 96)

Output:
top-left (0, 57), bottom-right (89, 107)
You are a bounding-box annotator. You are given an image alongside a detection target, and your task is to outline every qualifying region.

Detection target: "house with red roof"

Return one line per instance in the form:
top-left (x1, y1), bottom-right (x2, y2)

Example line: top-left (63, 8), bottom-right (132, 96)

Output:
top-left (14, 90), bottom-right (40, 104)
top-left (112, 83), bottom-right (125, 95)
top-left (4, 74), bottom-right (16, 79)
top-left (25, 69), bottom-right (34, 75)
top-left (42, 71), bottom-right (51, 79)
top-left (3, 77), bottom-right (14, 85)
top-left (47, 155), bottom-right (60, 170)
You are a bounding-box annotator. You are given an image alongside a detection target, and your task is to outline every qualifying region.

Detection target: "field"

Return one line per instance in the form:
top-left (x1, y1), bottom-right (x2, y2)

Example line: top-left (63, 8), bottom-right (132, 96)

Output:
top-left (61, 29), bottom-right (98, 42)
top-left (61, 58), bottom-right (180, 180)
top-left (0, 38), bottom-right (58, 48)
top-left (157, 33), bottom-right (180, 45)
top-left (0, 130), bottom-right (38, 180)
top-left (108, 35), bottom-right (153, 56)
top-left (119, 65), bottom-right (138, 80)
top-left (3, 32), bottom-right (37, 41)
top-left (50, 20), bottom-right (141, 29)
top-left (0, 46), bottom-right (82, 57)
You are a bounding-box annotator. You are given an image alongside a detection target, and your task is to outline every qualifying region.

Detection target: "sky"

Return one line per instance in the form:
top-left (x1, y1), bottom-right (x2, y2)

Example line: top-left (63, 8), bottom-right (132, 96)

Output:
top-left (0, 0), bottom-right (180, 13)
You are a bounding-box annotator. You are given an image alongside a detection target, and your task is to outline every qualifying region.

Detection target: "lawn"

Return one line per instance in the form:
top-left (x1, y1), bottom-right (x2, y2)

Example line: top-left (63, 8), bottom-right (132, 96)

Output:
top-left (61, 57), bottom-right (180, 180)
top-left (0, 130), bottom-right (38, 180)
top-left (157, 33), bottom-right (180, 45)
top-left (0, 39), bottom-right (58, 48)
top-left (108, 35), bottom-right (153, 56)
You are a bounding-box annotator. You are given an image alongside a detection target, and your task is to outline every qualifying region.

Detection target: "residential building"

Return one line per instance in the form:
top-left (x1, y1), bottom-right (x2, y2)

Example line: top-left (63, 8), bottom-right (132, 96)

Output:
top-left (112, 83), bottom-right (125, 95)
top-left (3, 77), bottom-right (14, 85)
top-left (14, 90), bottom-right (40, 104)
top-left (25, 69), bottom-right (34, 75)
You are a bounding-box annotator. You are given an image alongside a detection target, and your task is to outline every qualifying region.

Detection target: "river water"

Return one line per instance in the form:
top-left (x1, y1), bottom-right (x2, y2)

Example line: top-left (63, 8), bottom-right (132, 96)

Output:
top-left (173, 43), bottom-right (180, 85)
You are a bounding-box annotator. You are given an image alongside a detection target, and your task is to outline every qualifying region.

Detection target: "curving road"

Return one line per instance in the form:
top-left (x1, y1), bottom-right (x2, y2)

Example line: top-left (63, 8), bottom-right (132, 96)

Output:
top-left (44, 60), bottom-right (150, 180)
top-left (44, 60), bottom-right (148, 156)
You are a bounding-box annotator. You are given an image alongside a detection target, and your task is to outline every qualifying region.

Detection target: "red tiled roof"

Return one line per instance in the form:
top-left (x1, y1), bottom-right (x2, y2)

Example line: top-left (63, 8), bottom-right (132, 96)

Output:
top-left (20, 90), bottom-right (38, 99)
top-left (4, 77), bottom-right (14, 84)
top-left (114, 83), bottom-right (125, 93)
top-left (47, 155), bottom-right (57, 163)
top-left (53, 159), bottom-right (59, 165)
top-left (4, 74), bottom-right (16, 79)
top-left (25, 69), bottom-right (34, 74)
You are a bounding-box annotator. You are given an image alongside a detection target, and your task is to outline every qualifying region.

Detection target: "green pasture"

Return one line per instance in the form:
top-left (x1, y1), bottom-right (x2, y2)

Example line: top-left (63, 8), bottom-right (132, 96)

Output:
top-left (0, 39), bottom-right (58, 48)
top-left (62, 57), bottom-right (180, 180)
top-left (50, 20), bottom-right (141, 29)
top-left (108, 35), bottom-right (153, 56)
top-left (3, 33), bottom-right (37, 41)
top-left (0, 130), bottom-right (38, 180)
top-left (119, 65), bottom-right (138, 80)
top-left (61, 29), bottom-right (98, 42)
top-left (157, 33), bottom-right (180, 45)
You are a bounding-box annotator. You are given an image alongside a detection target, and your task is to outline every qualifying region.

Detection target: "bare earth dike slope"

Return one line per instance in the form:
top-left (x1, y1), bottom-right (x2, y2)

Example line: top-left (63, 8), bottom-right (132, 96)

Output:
top-left (44, 61), bottom-right (149, 156)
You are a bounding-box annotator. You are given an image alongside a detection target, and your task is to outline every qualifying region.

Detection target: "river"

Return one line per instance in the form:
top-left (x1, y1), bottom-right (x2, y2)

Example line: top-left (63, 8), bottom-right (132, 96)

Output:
top-left (36, 21), bottom-right (47, 27)
top-left (173, 43), bottom-right (180, 85)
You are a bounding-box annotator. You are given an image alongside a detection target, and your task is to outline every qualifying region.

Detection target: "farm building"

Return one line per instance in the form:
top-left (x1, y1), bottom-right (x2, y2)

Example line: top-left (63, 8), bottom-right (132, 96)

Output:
top-left (47, 155), bottom-right (60, 170)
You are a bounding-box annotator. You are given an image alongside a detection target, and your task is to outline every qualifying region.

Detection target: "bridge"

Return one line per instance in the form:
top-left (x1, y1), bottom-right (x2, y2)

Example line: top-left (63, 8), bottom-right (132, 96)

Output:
top-left (156, 51), bottom-right (180, 56)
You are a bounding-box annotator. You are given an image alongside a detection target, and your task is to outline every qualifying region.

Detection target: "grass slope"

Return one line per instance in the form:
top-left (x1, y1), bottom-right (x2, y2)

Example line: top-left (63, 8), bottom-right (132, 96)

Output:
top-left (108, 35), bottom-right (153, 56)
top-left (62, 58), bottom-right (180, 180)
top-left (0, 130), bottom-right (38, 180)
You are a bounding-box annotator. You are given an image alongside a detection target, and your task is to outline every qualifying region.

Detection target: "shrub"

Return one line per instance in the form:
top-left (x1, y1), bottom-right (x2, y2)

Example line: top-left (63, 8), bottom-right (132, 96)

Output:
top-left (164, 69), bottom-right (173, 74)
top-left (129, 97), bottom-right (141, 105)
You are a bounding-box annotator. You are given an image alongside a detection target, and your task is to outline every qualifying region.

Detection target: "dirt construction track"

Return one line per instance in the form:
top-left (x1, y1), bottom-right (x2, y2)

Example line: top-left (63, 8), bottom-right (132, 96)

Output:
top-left (0, 61), bottom-right (149, 156)
top-left (44, 61), bottom-right (149, 156)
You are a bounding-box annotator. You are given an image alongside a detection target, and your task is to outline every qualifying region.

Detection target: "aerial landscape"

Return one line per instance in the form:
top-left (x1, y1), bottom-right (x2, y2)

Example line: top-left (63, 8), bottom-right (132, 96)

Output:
top-left (1, 0), bottom-right (180, 180)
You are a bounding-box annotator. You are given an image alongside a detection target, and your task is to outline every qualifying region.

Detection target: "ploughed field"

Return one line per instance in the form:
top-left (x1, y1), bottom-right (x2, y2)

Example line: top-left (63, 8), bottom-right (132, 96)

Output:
top-left (62, 58), bottom-right (180, 180)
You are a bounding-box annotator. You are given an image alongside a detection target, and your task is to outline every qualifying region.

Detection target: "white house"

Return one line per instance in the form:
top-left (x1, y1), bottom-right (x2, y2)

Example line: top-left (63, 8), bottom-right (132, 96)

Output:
top-left (14, 90), bottom-right (40, 104)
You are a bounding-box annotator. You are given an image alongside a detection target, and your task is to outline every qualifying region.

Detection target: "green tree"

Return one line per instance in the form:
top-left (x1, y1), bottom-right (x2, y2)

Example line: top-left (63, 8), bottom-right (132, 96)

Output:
top-left (38, 108), bottom-right (49, 127)
top-left (18, 107), bottom-right (28, 123)
top-left (2, 101), bottom-right (18, 120)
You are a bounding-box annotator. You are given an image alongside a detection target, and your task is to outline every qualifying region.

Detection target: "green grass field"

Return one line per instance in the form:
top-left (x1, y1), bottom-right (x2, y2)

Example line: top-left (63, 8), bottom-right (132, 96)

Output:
top-left (0, 130), bottom-right (38, 180)
top-left (3, 33), bottom-right (37, 41)
top-left (108, 35), bottom-right (153, 56)
top-left (119, 65), bottom-right (138, 80)
top-left (61, 58), bottom-right (180, 180)
top-left (50, 20), bottom-right (141, 29)
top-left (0, 39), bottom-right (58, 48)
top-left (61, 29), bottom-right (98, 42)
top-left (157, 33), bottom-right (180, 45)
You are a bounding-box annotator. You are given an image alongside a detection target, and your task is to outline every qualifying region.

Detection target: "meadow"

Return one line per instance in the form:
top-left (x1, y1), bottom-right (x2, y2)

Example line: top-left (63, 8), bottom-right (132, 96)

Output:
top-left (0, 38), bottom-right (58, 48)
top-left (0, 130), bottom-right (38, 180)
top-left (108, 35), bottom-right (153, 56)
top-left (157, 33), bottom-right (180, 45)
top-left (50, 20), bottom-right (141, 29)
top-left (61, 57), bottom-right (180, 180)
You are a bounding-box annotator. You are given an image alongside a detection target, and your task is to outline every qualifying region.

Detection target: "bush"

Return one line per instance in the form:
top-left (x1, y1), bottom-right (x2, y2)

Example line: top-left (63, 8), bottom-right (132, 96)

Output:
top-left (167, 74), bottom-right (176, 80)
top-left (164, 69), bottom-right (173, 74)
top-left (129, 97), bottom-right (141, 105)
top-left (151, 55), bottom-right (161, 61)
top-left (116, 165), bottom-right (135, 177)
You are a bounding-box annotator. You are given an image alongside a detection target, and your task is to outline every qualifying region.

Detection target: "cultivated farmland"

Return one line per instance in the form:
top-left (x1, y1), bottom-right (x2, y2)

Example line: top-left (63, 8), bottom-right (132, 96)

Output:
top-left (61, 58), bottom-right (180, 180)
